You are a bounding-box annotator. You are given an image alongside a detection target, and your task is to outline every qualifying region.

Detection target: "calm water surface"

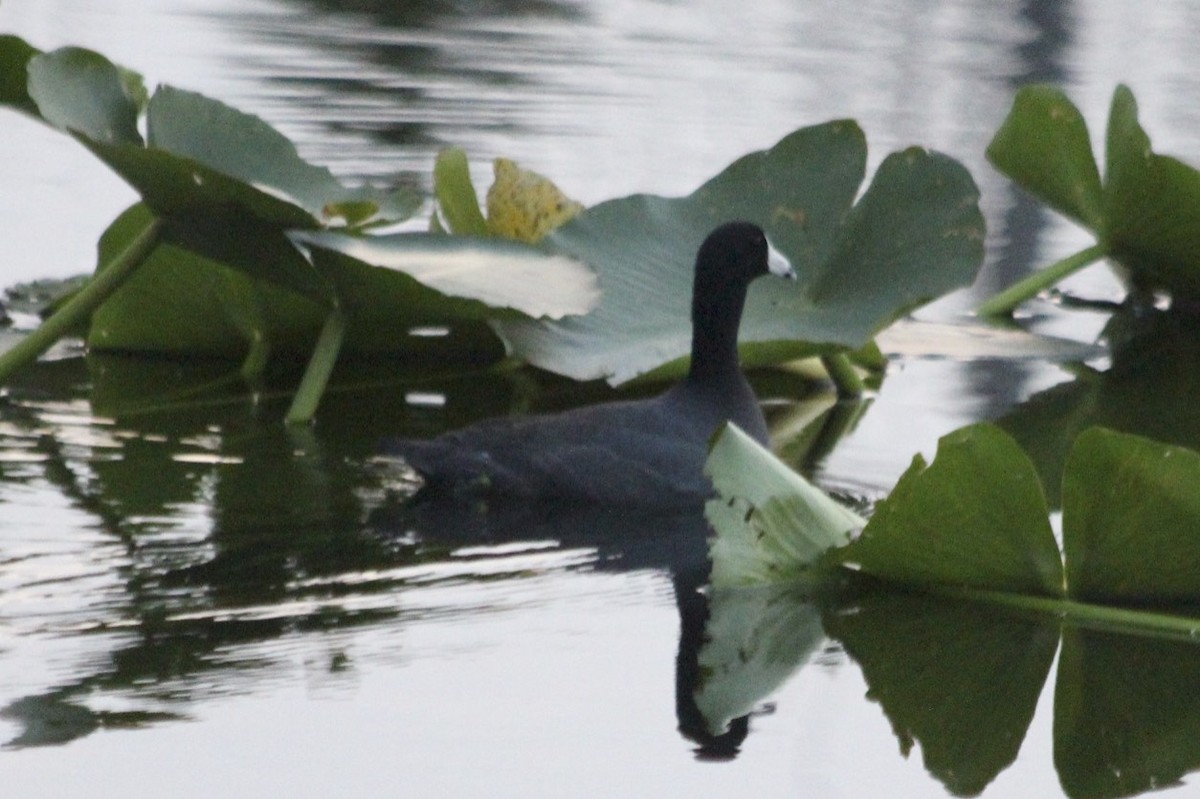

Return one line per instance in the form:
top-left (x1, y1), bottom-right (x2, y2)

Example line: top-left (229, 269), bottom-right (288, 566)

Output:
top-left (3, 1), bottom-right (1200, 796)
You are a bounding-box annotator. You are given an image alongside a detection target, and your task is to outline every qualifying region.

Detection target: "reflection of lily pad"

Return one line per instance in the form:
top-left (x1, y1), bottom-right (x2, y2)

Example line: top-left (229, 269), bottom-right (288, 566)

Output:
top-left (694, 583), bottom-right (825, 735)
top-left (825, 590), bottom-right (1059, 797)
top-left (999, 307), bottom-right (1200, 507)
top-left (1056, 628), bottom-right (1200, 799)
top-left (499, 124), bottom-right (985, 384)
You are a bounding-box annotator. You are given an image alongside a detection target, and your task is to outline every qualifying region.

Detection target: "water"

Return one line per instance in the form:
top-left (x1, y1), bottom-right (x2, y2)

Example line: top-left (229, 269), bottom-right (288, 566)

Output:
top-left (3, 1), bottom-right (1200, 796)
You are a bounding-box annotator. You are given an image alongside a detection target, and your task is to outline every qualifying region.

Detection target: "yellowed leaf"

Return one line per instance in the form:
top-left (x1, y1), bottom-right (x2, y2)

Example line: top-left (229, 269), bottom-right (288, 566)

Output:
top-left (485, 158), bottom-right (584, 243)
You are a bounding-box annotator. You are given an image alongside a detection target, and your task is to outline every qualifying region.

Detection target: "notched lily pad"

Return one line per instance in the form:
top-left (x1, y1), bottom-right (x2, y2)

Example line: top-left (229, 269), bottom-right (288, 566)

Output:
top-left (1063, 427), bottom-right (1200, 603)
top-left (497, 123), bottom-right (985, 385)
top-left (1102, 86), bottom-right (1200, 300)
top-left (987, 83), bottom-right (1200, 304)
top-left (833, 423), bottom-right (1063, 596)
top-left (986, 84), bottom-right (1105, 231)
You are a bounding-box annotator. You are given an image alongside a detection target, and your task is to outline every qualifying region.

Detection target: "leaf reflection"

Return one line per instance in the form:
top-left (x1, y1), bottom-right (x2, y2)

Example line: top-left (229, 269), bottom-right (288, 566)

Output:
top-left (695, 580), bottom-right (1200, 798)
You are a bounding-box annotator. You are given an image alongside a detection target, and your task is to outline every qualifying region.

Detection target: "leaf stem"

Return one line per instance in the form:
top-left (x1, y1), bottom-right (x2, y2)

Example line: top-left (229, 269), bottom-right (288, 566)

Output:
top-left (285, 302), bottom-right (346, 424)
top-left (820, 352), bottom-right (865, 398)
top-left (934, 584), bottom-right (1200, 643)
top-left (0, 215), bottom-right (163, 385)
top-left (239, 331), bottom-right (270, 383)
top-left (433, 148), bottom-right (488, 236)
top-left (976, 243), bottom-right (1108, 317)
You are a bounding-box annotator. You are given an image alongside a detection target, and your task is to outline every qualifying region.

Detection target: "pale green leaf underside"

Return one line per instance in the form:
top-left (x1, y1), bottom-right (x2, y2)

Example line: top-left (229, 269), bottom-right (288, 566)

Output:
top-left (498, 125), bottom-right (984, 385)
top-left (705, 423), bottom-right (864, 589)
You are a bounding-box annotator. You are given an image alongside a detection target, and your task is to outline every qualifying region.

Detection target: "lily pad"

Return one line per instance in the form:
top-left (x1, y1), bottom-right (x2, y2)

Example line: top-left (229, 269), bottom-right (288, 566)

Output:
top-left (25, 46), bottom-right (144, 146)
top-left (835, 423), bottom-right (1064, 596)
top-left (86, 204), bottom-right (327, 357)
top-left (704, 422), bottom-right (863, 588)
top-left (986, 83), bottom-right (1200, 305)
top-left (88, 205), bottom-right (597, 359)
top-left (825, 590), bottom-right (1059, 797)
top-left (497, 124), bottom-right (985, 385)
top-left (985, 84), bottom-right (1105, 232)
top-left (296, 230), bottom-right (599, 322)
top-left (485, 158), bottom-right (584, 242)
top-left (0, 35), bottom-right (42, 115)
top-left (1103, 86), bottom-right (1200, 299)
top-left (25, 48), bottom-right (419, 233)
top-left (1063, 427), bottom-right (1200, 604)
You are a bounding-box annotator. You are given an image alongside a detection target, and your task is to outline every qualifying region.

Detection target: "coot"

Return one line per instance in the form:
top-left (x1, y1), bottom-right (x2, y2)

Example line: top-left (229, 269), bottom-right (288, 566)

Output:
top-left (382, 221), bottom-right (795, 507)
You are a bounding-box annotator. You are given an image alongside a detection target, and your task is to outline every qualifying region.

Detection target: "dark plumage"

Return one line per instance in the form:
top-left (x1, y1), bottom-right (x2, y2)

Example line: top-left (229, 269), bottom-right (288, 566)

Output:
top-left (383, 221), bottom-right (795, 507)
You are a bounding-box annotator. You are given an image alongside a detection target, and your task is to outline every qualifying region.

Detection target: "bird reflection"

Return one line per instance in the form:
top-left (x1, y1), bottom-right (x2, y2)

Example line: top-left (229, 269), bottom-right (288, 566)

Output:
top-left (369, 495), bottom-right (753, 757)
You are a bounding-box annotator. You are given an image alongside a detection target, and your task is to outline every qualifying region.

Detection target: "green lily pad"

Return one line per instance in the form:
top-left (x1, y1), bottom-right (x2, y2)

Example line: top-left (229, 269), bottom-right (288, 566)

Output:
top-left (25, 46), bottom-right (144, 146)
top-left (985, 84), bottom-right (1105, 232)
top-left (0, 35), bottom-right (41, 114)
top-left (987, 83), bottom-right (1200, 303)
top-left (23, 47), bottom-right (418, 236)
top-left (497, 124), bottom-right (985, 385)
top-left (1103, 86), bottom-right (1200, 299)
top-left (704, 422), bottom-right (864, 588)
top-left (88, 206), bottom-right (596, 359)
top-left (1063, 427), bottom-right (1200, 604)
top-left (87, 204), bottom-right (328, 357)
top-left (835, 423), bottom-right (1064, 596)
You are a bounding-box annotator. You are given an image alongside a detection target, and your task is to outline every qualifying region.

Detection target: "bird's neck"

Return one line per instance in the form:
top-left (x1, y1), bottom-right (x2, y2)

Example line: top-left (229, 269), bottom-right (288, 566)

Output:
top-left (687, 286), bottom-right (747, 382)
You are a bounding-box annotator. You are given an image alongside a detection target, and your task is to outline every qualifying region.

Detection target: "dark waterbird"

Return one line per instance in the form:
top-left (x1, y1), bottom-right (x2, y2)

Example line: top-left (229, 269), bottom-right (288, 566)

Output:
top-left (382, 221), bottom-right (796, 507)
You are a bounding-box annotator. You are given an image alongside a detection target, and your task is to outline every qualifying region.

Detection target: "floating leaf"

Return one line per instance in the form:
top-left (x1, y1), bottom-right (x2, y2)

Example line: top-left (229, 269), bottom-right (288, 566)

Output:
top-left (834, 423), bottom-right (1064, 596)
top-left (22, 48), bottom-right (419, 235)
top-left (26, 46), bottom-right (143, 145)
top-left (497, 124), bottom-right (984, 384)
top-left (704, 422), bottom-right (863, 588)
top-left (88, 208), bottom-right (595, 358)
top-left (485, 158), bottom-right (584, 243)
top-left (87, 204), bottom-right (327, 357)
top-left (1063, 427), bottom-right (1200, 603)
